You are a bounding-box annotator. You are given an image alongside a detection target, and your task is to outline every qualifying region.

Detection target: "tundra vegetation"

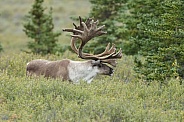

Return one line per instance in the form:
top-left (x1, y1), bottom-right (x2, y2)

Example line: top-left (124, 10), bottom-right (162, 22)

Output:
top-left (0, 0), bottom-right (184, 121)
top-left (0, 53), bottom-right (183, 121)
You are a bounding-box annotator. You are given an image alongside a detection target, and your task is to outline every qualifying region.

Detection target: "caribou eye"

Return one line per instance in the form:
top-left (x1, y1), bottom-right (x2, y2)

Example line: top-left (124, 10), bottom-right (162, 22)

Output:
top-left (98, 64), bottom-right (102, 68)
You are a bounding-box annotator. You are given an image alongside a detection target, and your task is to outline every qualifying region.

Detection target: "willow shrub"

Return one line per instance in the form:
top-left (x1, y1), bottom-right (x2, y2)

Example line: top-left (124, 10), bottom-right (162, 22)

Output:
top-left (0, 53), bottom-right (183, 121)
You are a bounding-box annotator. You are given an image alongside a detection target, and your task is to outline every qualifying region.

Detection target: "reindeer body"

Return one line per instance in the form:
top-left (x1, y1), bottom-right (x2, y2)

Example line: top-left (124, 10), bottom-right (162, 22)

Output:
top-left (26, 59), bottom-right (112, 83)
top-left (26, 17), bottom-right (122, 84)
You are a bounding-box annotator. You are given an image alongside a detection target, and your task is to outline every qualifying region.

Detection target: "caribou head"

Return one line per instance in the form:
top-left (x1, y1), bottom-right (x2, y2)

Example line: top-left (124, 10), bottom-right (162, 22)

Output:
top-left (26, 16), bottom-right (122, 83)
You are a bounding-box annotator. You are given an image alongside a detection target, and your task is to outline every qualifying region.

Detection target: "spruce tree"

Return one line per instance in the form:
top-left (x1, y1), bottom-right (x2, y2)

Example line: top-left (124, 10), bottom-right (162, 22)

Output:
top-left (23, 0), bottom-right (61, 55)
top-left (128, 0), bottom-right (184, 82)
top-left (87, 0), bottom-right (127, 54)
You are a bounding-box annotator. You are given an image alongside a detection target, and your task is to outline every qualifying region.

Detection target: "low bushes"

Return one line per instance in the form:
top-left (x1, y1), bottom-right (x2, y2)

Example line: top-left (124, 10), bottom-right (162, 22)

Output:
top-left (0, 53), bottom-right (183, 121)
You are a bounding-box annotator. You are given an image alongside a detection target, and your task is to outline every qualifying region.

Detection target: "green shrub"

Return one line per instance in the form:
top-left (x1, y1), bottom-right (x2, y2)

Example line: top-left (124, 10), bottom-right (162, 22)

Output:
top-left (0, 53), bottom-right (183, 121)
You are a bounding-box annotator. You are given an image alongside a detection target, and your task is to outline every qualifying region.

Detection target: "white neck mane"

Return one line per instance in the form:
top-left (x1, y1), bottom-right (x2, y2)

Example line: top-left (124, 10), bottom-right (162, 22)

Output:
top-left (68, 60), bottom-right (99, 83)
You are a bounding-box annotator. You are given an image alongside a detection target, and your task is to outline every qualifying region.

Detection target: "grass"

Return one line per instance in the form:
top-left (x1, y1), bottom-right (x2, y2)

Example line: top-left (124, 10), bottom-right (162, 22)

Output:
top-left (0, 52), bottom-right (183, 121)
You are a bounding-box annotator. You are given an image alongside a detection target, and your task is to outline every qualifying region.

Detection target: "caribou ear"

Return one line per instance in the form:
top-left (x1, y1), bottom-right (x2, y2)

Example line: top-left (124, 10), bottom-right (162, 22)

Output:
top-left (91, 60), bottom-right (101, 66)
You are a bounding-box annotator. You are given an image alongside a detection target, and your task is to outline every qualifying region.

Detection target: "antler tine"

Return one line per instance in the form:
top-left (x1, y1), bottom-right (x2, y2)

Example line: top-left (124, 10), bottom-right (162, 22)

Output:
top-left (69, 39), bottom-right (118, 59)
top-left (63, 16), bottom-right (92, 34)
top-left (79, 16), bottom-right (83, 27)
top-left (94, 43), bottom-right (115, 57)
top-left (101, 59), bottom-right (117, 67)
top-left (108, 43), bottom-right (116, 54)
top-left (112, 48), bottom-right (122, 58)
top-left (79, 16), bottom-right (93, 32)
top-left (73, 23), bottom-right (77, 29)
top-left (89, 43), bottom-right (122, 60)
top-left (100, 49), bottom-right (122, 67)
top-left (92, 20), bottom-right (107, 35)
top-left (103, 48), bottom-right (122, 59)
top-left (63, 16), bottom-right (93, 56)
top-left (85, 17), bottom-right (93, 28)
top-left (91, 19), bottom-right (97, 30)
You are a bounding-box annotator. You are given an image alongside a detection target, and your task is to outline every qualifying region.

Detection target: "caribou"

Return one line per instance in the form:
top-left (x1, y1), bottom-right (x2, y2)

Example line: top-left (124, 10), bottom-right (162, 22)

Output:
top-left (26, 16), bottom-right (122, 83)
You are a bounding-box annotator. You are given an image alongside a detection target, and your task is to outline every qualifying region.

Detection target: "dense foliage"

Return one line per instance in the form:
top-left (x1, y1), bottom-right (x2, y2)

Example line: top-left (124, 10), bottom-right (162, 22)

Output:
top-left (127, 0), bottom-right (184, 82)
top-left (0, 53), bottom-right (183, 121)
top-left (89, 0), bottom-right (184, 82)
top-left (23, 0), bottom-right (61, 55)
top-left (86, 0), bottom-right (128, 54)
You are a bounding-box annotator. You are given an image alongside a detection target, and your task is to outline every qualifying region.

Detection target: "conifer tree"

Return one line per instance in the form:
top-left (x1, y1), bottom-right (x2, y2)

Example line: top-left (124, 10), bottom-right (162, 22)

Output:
top-left (87, 0), bottom-right (127, 54)
top-left (23, 0), bottom-right (61, 55)
top-left (87, 0), bottom-right (184, 82)
top-left (128, 0), bottom-right (184, 82)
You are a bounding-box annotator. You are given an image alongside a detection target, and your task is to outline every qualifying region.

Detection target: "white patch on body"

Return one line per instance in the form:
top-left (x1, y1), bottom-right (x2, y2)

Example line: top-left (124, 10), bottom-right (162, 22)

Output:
top-left (68, 60), bottom-right (99, 83)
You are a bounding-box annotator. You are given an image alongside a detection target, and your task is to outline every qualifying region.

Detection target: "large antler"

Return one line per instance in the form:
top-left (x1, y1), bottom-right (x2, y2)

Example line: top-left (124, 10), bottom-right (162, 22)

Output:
top-left (63, 16), bottom-right (106, 55)
top-left (63, 16), bottom-right (122, 67)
